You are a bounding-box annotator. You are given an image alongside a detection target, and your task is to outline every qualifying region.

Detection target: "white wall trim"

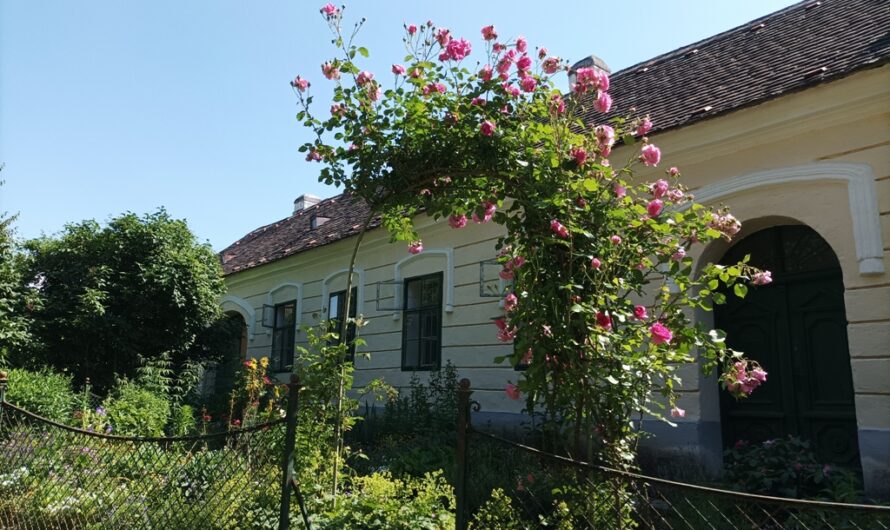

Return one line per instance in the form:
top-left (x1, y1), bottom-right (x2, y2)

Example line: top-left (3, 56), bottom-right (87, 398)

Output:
top-left (393, 248), bottom-right (455, 320)
top-left (691, 162), bottom-right (885, 276)
top-left (321, 268), bottom-right (365, 317)
top-left (266, 282), bottom-right (303, 331)
top-left (219, 295), bottom-right (256, 341)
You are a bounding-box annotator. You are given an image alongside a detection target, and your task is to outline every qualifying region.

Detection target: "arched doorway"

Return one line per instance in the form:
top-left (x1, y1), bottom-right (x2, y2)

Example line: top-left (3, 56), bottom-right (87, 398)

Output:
top-left (716, 225), bottom-right (861, 470)
top-left (213, 312), bottom-right (248, 399)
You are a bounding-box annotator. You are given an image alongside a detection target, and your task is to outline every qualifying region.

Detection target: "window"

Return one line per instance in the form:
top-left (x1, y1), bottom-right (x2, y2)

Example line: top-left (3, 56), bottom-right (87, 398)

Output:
top-left (328, 287), bottom-right (357, 361)
top-left (401, 273), bottom-right (443, 371)
top-left (270, 301), bottom-right (296, 371)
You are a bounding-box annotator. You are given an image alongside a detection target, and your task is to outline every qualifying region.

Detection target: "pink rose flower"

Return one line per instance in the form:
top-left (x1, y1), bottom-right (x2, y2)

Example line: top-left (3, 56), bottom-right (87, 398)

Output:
top-left (752, 368), bottom-right (768, 382)
top-left (542, 57), bottom-right (561, 74)
top-left (651, 179), bottom-right (669, 199)
top-left (671, 247), bottom-right (686, 261)
top-left (505, 383), bottom-right (521, 400)
top-left (391, 64), bottom-right (406, 75)
top-left (550, 219), bottom-right (569, 238)
top-left (448, 214), bottom-right (467, 229)
top-left (471, 97), bottom-right (486, 106)
top-left (408, 241), bottom-right (423, 255)
top-left (356, 71), bottom-right (374, 86)
top-left (320, 3), bottom-right (339, 17)
top-left (501, 83), bottom-right (520, 97)
top-left (305, 148), bottom-right (322, 162)
top-left (521, 348), bottom-right (533, 365)
top-left (290, 75), bottom-right (309, 91)
top-left (504, 293), bottom-right (518, 312)
top-left (442, 38), bottom-right (472, 61)
top-left (481, 25), bottom-right (498, 41)
top-left (591, 257), bottom-right (602, 269)
top-left (515, 35), bottom-right (527, 53)
top-left (549, 94), bottom-right (565, 114)
top-left (752, 271), bottom-right (772, 286)
top-left (480, 120), bottom-right (496, 136)
top-left (479, 65), bottom-right (494, 82)
top-left (594, 91), bottom-right (613, 113)
top-left (473, 201), bottom-right (497, 223)
top-left (669, 166), bottom-right (680, 177)
top-left (596, 312), bottom-right (612, 330)
top-left (610, 235), bottom-right (622, 245)
top-left (636, 118), bottom-right (653, 136)
top-left (435, 28), bottom-right (451, 47)
top-left (409, 68), bottom-right (422, 78)
top-left (330, 104), bottom-right (346, 117)
top-left (614, 184), bottom-right (627, 198)
top-left (650, 322), bottom-right (673, 345)
top-left (595, 125), bottom-right (615, 153)
top-left (520, 76), bottom-right (537, 93)
top-left (368, 87), bottom-right (382, 101)
top-left (596, 69), bottom-right (610, 91)
top-left (671, 407), bottom-right (686, 418)
top-left (641, 144), bottom-right (662, 166)
top-left (634, 306), bottom-right (648, 320)
top-left (407, 24), bottom-right (417, 35)
top-left (538, 47), bottom-right (548, 59)
top-left (647, 199), bottom-right (664, 217)
top-left (499, 268), bottom-right (514, 280)
top-left (572, 147), bottom-right (587, 166)
top-left (516, 55), bottom-right (532, 72)
top-left (322, 62), bottom-right (341, 80)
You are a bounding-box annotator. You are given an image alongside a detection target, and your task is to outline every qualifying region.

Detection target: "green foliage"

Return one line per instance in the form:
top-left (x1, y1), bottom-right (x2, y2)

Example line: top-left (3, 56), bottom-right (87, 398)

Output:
top-left (724, 436), bottom-right (861, 500)
top-left (102, 380), bottom-right (170, 437)
top-left (4, 367), bottom-right (78, 422)
top-left (470, 488), bottom-right (525, 530)
top-left (0, 179), bottom-right (36, 366)
top-left (20, 209), bottom-right (226, 391)
top-left (171, 404), bottom-right (196, 436)
top-left (310, 471), bottom-right (455, 529)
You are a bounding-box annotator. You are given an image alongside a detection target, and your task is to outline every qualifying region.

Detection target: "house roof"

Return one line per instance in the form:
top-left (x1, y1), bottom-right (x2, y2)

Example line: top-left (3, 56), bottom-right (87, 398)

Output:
top-left (220, 0), bottom-right (890, 276)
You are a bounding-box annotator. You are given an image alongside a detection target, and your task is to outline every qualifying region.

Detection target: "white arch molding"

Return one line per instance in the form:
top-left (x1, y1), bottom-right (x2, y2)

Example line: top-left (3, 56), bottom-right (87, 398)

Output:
top-left (266, 282), bottom-right (303, 332)
top-left (321, 268), bottom-right (365, 316)
top-left (219, 295), bottom-right (256, 341)
top-left (392, 248), bottom-right (455, 320)
top-left (689, 162), bottom-right (884, 276)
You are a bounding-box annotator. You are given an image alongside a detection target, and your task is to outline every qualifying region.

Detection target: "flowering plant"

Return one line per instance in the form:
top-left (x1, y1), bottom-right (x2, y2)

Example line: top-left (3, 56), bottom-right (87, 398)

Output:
top-left (293, 5), bottom-right (770, 466)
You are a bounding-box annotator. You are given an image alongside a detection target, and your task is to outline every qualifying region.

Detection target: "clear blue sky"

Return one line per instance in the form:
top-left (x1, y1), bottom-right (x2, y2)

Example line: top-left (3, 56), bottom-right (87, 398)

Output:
top-left (1, 0), bottom-right (799, 250)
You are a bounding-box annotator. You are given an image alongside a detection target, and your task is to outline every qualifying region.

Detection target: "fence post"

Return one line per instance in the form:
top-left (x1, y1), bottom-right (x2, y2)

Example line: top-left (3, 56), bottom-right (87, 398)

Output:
top-left (456, 378), bottom-right (472, 530)
top-left (278, 374), bottom-right (301, 530)
top-left (0, 370), bottom-right (7, 425)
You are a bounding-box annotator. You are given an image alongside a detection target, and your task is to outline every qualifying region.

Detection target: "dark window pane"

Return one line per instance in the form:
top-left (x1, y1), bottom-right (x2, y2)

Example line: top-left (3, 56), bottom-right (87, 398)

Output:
top-left (402, 273), bottom-right (442, 371)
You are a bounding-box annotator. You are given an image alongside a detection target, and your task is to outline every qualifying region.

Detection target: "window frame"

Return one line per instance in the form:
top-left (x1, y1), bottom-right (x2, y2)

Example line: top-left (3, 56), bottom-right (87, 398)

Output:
top-left (400, 272), bottom-right (443, 371)
top-left (328, 287), bottom-right (358, 362)
top-left (270, 300), bottom-right (297, 372)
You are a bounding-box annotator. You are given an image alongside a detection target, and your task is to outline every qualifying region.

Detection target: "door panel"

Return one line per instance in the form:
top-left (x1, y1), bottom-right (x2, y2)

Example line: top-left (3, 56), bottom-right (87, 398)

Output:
top-left (716, 226), bottom-right (860, 471)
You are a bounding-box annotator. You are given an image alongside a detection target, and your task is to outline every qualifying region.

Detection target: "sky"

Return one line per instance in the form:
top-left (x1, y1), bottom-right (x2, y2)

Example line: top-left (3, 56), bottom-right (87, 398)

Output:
top-left (1, 0), bottom-right (801, 250)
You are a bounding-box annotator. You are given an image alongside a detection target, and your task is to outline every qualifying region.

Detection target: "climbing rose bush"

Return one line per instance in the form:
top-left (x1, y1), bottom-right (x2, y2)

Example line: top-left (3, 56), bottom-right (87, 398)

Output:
top-left (293, 6), bottom-right (770, 465)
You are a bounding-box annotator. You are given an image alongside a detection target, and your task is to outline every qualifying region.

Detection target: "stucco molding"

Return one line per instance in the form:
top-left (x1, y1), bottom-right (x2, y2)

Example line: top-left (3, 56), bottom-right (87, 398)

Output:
top-left (266, 282), bottom-right (303, 331)
top-left (321, 268), bottom-right (365, 318)
top-left (392, 248), bottom-right (455, 320)
top-left (219, 295), bottom-right (256, 341)
top-left (692, 162), bottom-right (884, 276)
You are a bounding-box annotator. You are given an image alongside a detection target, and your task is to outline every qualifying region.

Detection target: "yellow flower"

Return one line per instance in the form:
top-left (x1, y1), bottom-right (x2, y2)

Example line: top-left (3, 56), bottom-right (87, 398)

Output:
top-left (259, 357), bottom-right (270, 368)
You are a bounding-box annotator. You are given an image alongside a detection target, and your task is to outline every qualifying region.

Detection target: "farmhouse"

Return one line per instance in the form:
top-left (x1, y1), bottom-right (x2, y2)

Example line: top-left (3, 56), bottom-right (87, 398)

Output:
top-left (219, 0), bottom-right (890, 495)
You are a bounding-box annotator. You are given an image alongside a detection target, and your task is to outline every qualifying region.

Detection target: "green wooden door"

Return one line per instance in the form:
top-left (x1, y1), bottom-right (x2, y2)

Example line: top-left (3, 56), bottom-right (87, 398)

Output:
top-left (716, 226), bottom-right (860, 468)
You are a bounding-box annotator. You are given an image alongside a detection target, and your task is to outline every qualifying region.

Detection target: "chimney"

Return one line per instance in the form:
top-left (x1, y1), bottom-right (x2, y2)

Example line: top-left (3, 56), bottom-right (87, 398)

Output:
top-left (293, 194), bottom-right (321, 214)
top-left (567, 54), bottom-right (611, 88)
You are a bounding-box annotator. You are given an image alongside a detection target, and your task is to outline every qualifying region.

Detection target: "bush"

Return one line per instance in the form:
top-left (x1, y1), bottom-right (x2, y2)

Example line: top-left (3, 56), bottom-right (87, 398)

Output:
top-left (724, 436), bottom-right (861, 500)
top-left (4, 367), bottom-right (78, 422)
top-left (311, 471), bottom-right (455, 530)
top-left (103, 381), bottom-right (170, 437)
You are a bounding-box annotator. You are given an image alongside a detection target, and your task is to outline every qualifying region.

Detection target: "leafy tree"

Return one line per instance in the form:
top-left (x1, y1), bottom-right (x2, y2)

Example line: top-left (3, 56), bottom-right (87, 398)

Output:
top-left (19, 209), bottom-right (226, 391)
top-left (0, 175), bottom-right (37, 367)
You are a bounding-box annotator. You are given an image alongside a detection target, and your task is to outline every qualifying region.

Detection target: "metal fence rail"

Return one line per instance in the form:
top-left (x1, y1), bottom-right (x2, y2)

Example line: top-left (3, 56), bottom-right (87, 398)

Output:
top-left (455, 379), bottom-right (890, 530)
top-left (0, 398), bottom-right (287, 529)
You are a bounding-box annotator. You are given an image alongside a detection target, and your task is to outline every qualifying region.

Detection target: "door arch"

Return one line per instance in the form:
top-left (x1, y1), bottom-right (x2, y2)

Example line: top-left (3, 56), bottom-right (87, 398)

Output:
top-left (716, 225), bottom-right (861, 469)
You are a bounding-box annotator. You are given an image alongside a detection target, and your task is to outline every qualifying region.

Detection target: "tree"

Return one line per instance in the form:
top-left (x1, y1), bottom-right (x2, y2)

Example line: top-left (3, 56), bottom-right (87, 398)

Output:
top-left (0, 176), bottom-right (37, 367)
top-left (293, 6), bottom-right (772, 468)
top-left (20, 209), bottom-right (226, 391)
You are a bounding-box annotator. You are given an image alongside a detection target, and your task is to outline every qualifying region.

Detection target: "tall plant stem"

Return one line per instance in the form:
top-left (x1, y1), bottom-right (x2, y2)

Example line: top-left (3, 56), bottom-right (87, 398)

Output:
top-left (331, 208), bottom-right (376, 504)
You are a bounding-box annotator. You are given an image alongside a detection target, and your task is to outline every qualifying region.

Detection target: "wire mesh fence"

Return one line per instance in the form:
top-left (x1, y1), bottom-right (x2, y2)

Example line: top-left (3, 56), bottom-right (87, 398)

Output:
top-left (463, 427), bottom-right (890, 529)
top-left (0, 400), bottom-right (288, 529)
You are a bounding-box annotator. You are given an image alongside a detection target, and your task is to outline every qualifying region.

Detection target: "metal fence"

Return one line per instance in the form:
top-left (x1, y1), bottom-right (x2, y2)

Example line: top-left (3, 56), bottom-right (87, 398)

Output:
top-left (0, 371), bottom-right (309, 530)
top-left (454, 379), bottom-right (890, 530)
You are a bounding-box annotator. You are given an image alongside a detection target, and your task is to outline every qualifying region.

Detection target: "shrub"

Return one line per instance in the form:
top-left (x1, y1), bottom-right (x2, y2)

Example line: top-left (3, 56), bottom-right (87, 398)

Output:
top-left (103, 381), bottom-right (170, 437)
top-left (4, 367), bottom-right (78, 422)
top-left (724, 436), bottom-right (861, 500)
